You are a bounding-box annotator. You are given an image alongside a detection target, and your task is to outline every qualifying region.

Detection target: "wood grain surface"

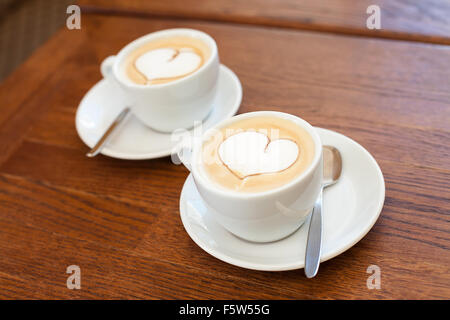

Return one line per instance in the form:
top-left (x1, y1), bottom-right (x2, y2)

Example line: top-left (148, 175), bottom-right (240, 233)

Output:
top-left (78, 0), bottom-right (450, 44)
top-left (0, 10), bottom-right (449, 299)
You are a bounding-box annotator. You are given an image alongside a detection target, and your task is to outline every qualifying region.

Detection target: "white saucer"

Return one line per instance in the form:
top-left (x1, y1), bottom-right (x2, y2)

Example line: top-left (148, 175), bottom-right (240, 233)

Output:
top-left (75, 65), bottom-right (242, 159)
top-left (179, 128), bottom-right (385, 271)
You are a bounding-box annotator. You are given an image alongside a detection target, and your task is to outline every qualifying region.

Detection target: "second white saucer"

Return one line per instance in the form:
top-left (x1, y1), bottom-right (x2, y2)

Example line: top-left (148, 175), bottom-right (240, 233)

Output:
top-left (179, 128), bottom-right (385, 271)
top-left (75, 64), bottom-right (242, 160)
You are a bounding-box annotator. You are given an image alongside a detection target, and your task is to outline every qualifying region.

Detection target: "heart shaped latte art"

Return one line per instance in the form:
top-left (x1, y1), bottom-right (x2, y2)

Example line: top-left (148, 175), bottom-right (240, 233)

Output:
top-left (218, 132), bottom-right (299, 179)
top-left (135, 47), bottom-right (201, 81)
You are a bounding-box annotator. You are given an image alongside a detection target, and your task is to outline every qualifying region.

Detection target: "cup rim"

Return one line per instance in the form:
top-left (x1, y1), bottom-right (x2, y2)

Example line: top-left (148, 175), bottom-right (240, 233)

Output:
top-left (112, 28), bottom-right (218, 89)
top-left (191, 111), bottom-right (323, 199)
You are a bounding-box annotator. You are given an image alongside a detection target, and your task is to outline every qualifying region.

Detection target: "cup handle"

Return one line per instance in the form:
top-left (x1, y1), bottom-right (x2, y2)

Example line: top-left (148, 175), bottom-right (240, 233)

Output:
top-left (100, 55), bottom-right (132, 105)
top-left (176, 145), bottom-right (193, 172)
top-left (101, 55), bottom-right (116, 82)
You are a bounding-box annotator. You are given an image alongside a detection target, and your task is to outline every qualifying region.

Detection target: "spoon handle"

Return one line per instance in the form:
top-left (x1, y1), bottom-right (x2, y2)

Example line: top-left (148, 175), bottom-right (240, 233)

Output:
top-left (86, 107), bottom-right (130, 158)
top-left (305, 189), bottom-right (323, 278)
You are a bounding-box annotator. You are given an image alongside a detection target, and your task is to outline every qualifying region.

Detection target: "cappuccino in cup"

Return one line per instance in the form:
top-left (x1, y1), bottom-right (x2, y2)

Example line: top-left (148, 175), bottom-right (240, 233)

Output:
top-left (179, 111), bottom-right (323, 242)
top-left (122, 36), bottom-right (211, 86)
top-left (100, 29), bottom-right (219, 132)
top-left (200, 116), bottom-right (316, 193)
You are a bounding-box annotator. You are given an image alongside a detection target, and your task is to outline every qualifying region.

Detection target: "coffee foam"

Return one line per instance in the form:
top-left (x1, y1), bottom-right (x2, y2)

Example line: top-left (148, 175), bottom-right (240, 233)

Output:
top-left (218, 131), bottom-right (299, 179)
top-left (200, 116), bottom-right (315, 193)
top-left (135, 48), bottom-right (202, 81)
top-left (122, 36), bottom-right (210, 85)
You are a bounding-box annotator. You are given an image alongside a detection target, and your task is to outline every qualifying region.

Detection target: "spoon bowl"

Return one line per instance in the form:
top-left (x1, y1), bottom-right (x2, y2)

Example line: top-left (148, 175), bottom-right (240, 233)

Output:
top-left (323, 146), bottom-right (343, 186)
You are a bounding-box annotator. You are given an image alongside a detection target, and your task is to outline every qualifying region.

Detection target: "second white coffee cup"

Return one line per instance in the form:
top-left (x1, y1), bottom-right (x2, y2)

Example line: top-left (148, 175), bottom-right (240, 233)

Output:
top-left (100, 28), bottom-right (220, 132)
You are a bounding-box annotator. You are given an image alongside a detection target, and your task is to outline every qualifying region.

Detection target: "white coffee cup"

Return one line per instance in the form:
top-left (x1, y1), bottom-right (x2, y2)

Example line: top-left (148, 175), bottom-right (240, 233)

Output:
top-left (100, 28), bottom-right (220, 132)
top-left (178, 111), bottom-right (323, 242)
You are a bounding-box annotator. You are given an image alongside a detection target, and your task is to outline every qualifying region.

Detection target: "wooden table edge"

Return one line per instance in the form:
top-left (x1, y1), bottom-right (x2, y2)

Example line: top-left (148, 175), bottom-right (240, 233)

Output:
top-left (79, 5), bottom-right (450, 46)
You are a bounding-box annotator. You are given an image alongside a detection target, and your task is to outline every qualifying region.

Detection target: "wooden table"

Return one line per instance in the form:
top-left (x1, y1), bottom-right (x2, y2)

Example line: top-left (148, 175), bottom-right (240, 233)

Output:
top-left (0, 1), bottom-right (449, 299)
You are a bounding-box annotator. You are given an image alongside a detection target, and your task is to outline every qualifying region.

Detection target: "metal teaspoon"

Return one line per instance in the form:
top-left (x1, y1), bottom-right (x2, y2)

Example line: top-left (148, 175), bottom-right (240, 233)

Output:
top-left (305, 145), bottom-right (342, 278)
